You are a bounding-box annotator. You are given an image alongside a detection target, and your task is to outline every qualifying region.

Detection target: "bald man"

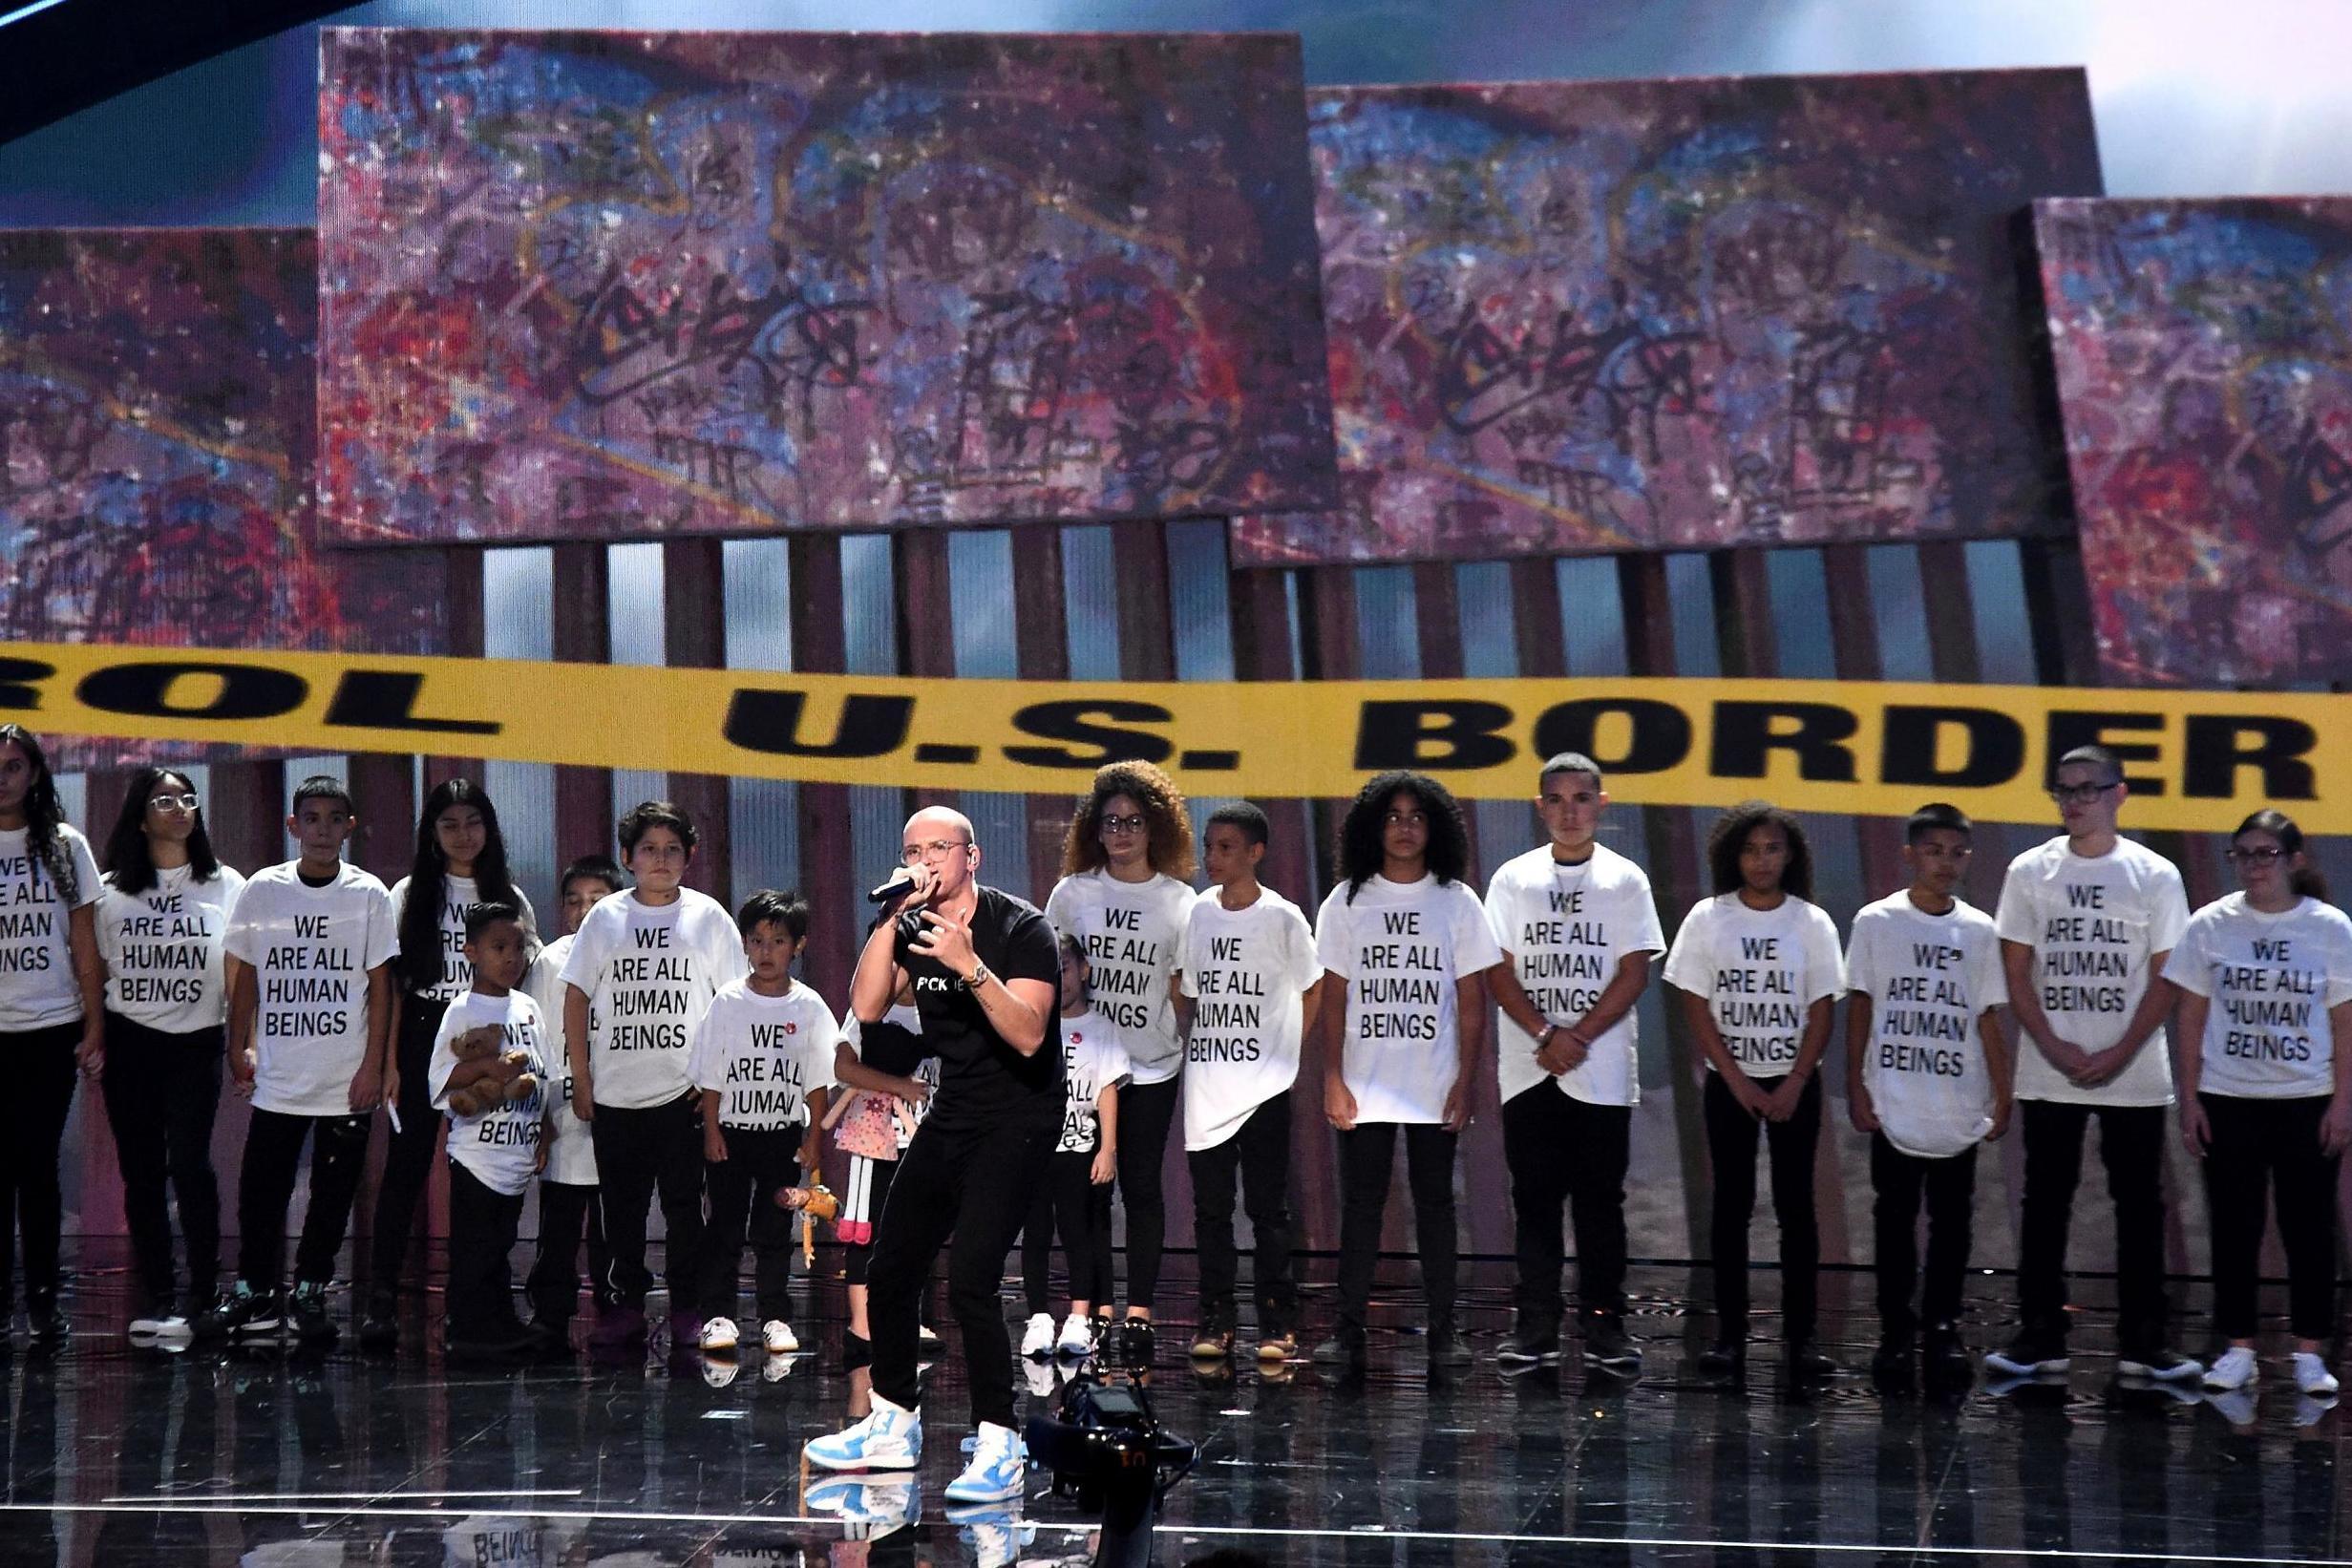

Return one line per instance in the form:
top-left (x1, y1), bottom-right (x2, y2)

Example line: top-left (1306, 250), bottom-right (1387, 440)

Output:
top-left (805, 808), bottom-right (1063, 1504)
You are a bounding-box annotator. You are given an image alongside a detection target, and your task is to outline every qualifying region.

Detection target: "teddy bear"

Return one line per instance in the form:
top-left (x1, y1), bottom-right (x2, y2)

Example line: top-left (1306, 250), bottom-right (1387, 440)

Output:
top-left (443, 1023), bottom-right (540, 1117)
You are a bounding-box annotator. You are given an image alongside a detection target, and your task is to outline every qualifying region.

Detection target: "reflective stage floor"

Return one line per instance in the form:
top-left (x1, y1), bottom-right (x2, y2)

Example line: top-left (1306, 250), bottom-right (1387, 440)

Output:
top-left (0, 1259), bottom-right (2344, 1565)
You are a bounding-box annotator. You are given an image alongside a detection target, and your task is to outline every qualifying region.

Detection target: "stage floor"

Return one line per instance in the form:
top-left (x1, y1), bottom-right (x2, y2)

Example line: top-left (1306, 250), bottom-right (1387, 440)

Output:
top-left (0, 1258), bottom-right (2344, 1566)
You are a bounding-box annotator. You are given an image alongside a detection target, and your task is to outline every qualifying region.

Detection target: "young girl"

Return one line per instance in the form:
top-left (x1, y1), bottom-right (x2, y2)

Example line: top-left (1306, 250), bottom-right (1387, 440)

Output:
top-left (96, 766), bottom-right (245, 1341)
top-left (2166, 810), bottom-right (2351, 1400)
top-left (0, 725), bottom-right (103, 1342)
top-left (1021, 936), bottom-right (1130, 1361)
top-left (1045, 761), bottom-right (1194, 1366)
top-left (1663, 801), bottom-right (1845, 1382)
top-left (363, 778), bottom-right (537, 1350)
top-left (830, 973), bottom-right (939, 1367)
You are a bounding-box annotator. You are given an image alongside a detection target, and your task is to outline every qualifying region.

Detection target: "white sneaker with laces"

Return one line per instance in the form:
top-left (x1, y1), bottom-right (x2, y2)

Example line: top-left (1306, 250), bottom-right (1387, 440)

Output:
top-left (1055, 1312), bottom-right (1093, 1358)
top-left (805, 1393), bottom-right (922, 1472)
top-left (700, 1315), bottom-right (740, 1352)
top-left (1021, 1312), bottom-right (1056, 1359)
top-left (761, 1319), bottom-right (798, 1354)
top-left (2294, 1351), bottom-right (2340, 1396)
top-left (2202, 1346), bottom-right (2257, 1391)
top-left (944, 1420), bottom-right (1025, 1503)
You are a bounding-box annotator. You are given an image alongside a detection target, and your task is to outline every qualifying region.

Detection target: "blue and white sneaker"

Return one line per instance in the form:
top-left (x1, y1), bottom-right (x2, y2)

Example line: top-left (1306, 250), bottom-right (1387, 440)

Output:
top-left (804, 1393), bottom-right (922, 1471)
top-left (807, 1472), bottom-right (921, 1535)
top-left (946, 1500), bottom-right (1036, 1566)
top-left (944, 1420), bottom-right (1025, 1503)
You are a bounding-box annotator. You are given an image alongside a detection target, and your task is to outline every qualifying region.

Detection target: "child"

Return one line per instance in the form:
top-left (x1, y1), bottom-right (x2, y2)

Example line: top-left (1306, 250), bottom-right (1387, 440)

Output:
top-left (559, 801), bottom-right (748, 1346)
top-left (203, 775), bottom-right (396, 1345)
top-left (831, 976), bottom-right (940, 1367)
top-left (1845, 803), bottom-right (2011, 1385)
top-left (1021, 936), bottom-right (1130, 1361)
top-left (1180, 802), bottom-right (1320, 1364)
top-left (691, 889), bottom-right (837, 1357)
top-left (429, 901), bottom-right (552, 1359)
top-left (523, 854), bottom-right (624, 1345)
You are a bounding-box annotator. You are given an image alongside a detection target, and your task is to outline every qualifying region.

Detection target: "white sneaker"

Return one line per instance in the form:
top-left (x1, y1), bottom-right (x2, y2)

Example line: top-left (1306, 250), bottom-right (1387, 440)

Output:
top-left (761, 1320), bottom-right (798, 1354)
top-left (2293, 1351), bottom-right (2340, 1396)
top-left (1021, 1311), bottom-right (1056, 1359)
top-left (944, 1420), bottom-right (1025, 1503)
top-left (805, 1393), bottom-right (922, 1471)
top-left (700, 1316), bottom-right (739, 1353)
top-left (2203, 1346), bottom-right (2257, 1391)
top-left (1055, 1312), bottom-right (1094, 1358)
top-left (701, 1354), bottom-right (739, 1388)
top-left (2205, 1387), bottom-right (2257, 1428)
top-left (1023, 1358), bottom-right (1058, 1398)
top-left (2295, 1392), bottom-right (2339, 1429)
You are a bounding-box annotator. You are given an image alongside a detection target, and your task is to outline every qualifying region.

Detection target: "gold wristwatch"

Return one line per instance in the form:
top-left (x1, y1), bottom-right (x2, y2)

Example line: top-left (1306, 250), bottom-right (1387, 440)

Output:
top-left (963, 960), bottom-right (992, 991)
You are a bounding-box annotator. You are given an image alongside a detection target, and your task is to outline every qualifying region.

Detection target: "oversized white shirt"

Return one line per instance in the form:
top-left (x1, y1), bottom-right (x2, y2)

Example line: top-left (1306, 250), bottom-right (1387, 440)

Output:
top-left (223, 860), bottom-right (398, 1116)
top-left (97, 862), bottom-right (244, 1032)
top-left (1845, 890), bottom-right (2008, 1158)
top-left (1314, 873), bottom-right (1503, 1124)
top-left (390, 872), bottom-right (539, 1002)
top-left (2163, 894), bottom-right (2352, 1099)
top-left (1180, 886), bottom-right (1321, 1150)
top-left (689, 978), bottom-right (839, 1131)
top-left (0, 823), bottom-right (101, 1031)
top-left (1046, 868), bottom-right (1194, 1086)
top-left (1662, 893), bottom-right (1844, 1078)
top-left (429, 988), bottom-right (548, 1197)
top-left (557, 888), bottom-right (749, 1110)
top-left (526, 931), bottom-right (597, 1184)
top-left (1485, 842), bottom-right (1664, 1108)
top-left (1055, 1011), bottom-right (1134, 1154)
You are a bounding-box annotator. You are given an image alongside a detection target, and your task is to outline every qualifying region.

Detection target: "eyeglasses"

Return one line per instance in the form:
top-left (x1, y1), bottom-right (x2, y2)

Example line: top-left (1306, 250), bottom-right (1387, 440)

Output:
top-left (2225, 845), bottom-right (2285, 863)
top-left (901, 838), bottom-right (972, 865)
top-left (1100, 815), bottom-right (1147, 835)
top-left (2047, 782), bottom-right (2119, 806)
top-left (149, 793), bottom-right (200, 812)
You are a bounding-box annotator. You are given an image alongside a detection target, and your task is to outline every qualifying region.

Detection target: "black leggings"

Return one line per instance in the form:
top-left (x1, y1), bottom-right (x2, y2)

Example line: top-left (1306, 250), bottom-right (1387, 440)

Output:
top-left (237, 1107), bottom-right (372, 1293)
top-left (368, 994), bottom-right (449, 1299)
top-left (1335, 1121), bottom-right (1458, 1332)
top-left (1025, 1148), bottom-right (1113, 1315)
top-left (0, 1023), bottom-right (80, 1310)
top-left (100, 1014), bottom-right (224, 1307)
top-left (1703, 1070), bottom-right (1821, 1342)
top-left (2202, 1092), bottom-right (2341, 1342)
top-left (527, 1179), bottom-right (613, 1325)
top-left (1114, 1077), bottom-right (1179, 1310)
top-left (1190, 1091), bottom-right (1297, 1325)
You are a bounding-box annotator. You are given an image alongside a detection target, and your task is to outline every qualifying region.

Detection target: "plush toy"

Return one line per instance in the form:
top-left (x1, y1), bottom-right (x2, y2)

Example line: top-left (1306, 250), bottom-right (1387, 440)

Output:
top-left (773, 1182), bottom-right (838, 1265)
top-left (443, 1025), bottom-right (540, 1116)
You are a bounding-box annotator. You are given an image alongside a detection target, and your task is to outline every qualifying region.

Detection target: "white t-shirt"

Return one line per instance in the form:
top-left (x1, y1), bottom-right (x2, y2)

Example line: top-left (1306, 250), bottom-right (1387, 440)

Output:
top-left (0, 822), bottom-right (102, 1031)
top-left (1845, 891), bottom-right (2009, 1158)
top-left (842, 1003), bottom-right (936, 1150)
top-left (557, 888), bottom-right (749, 1111)
top-left (97, 862), bottom-right (245, 1033)
top-left (1994, 836), bottom-right (2190, 1107)
top-left (391, 873), bottom-right (539, 1003)
top-left (690, 979), bottom-right (839, 1132)
top-left (1179, 887), bottom-right (1320, 1151)
top-left (223, 861), bottom-right (398, 1117)
top-left (1663, 893), bottom-right (1845, 1079)
top-left (1046, 869), bottom-right (1193, 1086)
top-left (2163, 894), bottom-right (2352, 1100)
top-left (1314, 873), bottom-right (1504, 1125)
top-left (1484, 842), bottom-right (1665, 1109)
top-left (429, 988), bottom-right (548, 1197)
top-left (1056, 1011), bottom-right (1134, 1154)
top-left (527, 931), bottom-right (597, 1185)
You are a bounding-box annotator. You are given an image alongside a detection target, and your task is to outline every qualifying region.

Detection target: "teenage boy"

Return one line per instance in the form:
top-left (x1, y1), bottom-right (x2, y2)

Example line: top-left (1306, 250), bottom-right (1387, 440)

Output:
top-left (1986, 747), bottom-right (2197, 1383)
top-left (560, 803), bottom-right (748, 1346)
top-left (1846, 804), bottom-right (2012, 1383)
top-left (201, 776), bottom-right (396, 1344)
top-left (1485, 753), bottom-right (1664, 1370)
top-left (1180, 802), bottom-right (1321, 1363)
top-left (524, 855), bottom-right (623, 1344)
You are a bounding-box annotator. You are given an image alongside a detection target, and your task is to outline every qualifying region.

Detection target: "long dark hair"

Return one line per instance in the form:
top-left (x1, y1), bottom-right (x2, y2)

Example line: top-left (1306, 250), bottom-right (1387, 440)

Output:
top-left (1059, 759), bottom-right (1196, 880)
top-left (1338, 770), bottom-right (1471, 902)
top-left (103, 766), bottom-right (224, 896)
top-left (2233, 809), bottom-right (2329, 902)
top-left (395, 778), bottom-right (522, 993)
top-left (0, 724), bottom-right (78, 903)
top-left (1706, 800), bottom-right (1815, 903)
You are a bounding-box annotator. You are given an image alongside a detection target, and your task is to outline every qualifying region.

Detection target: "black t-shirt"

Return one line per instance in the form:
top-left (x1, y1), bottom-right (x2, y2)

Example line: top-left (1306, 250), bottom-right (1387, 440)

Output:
top-left (893, 885), bottom-right (1063, 1128)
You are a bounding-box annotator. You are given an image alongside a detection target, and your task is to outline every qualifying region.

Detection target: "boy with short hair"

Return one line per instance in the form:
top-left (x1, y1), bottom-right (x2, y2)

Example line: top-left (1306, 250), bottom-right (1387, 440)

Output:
top-left (523, 854), bottom-right (625, 1345)
top-left (201, 775), bottom-right (396, 1344)
top-left (1845, 803), bottom-right (2012, 1384)
top-left (692, 889), bottom-right (837, 1358)
top-left (431, 901), bottom-right (553, 1359)
top-left (1178, 802), bottom-right (1319, 1363)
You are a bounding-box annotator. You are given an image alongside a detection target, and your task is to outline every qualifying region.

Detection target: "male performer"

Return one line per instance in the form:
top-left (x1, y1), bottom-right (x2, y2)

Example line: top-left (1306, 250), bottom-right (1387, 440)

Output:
top-left (804, 807), bottom-right (1062, 1504)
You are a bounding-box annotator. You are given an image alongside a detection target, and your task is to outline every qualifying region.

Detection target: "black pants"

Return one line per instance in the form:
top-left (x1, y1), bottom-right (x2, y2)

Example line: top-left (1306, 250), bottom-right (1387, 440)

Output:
top-left (1870, 1134), bottom-right (1979, 1341)
top-left (236, 1107), bottom-right (372, 1293)
top-left (2202, 1093), bottom-right (2341, 1342)
top-left (1501, 1086), bottom-right (1632, 1324)
top-left (587, 1091), bottom-right (706, 1313)
top-left (701, 1125), bottom-right (801, 1324)
top-left (0, 1023), bottom-right (80, 1310)
top-left (527, 1179), bottom-right (613, 1326)
top-left (869, 1112), bottom-right (1056, 1429)
top-left (1025, 1148), bottom-right (1112, 1315)
top-left (445, 1159), bottom-right (527, 1340)
top-left (1189, 1091), bottom-right (1297, 1328)
top-left (1703, 1070), bottom-right (1821, 1342)
top-left (844, 1156), bottom-right (899, 1287)
top-left (368, 995), bottom-right (448, 1299)
top-left (1114, 1076), bottom-right (1179, 1310)
top-left (2018, 1098), bottom-right (2169, 1346)
top-left (99, 1013), bottom-right (224, 1308)
top-left (1335, 1121), bottom-right (1458, 1333)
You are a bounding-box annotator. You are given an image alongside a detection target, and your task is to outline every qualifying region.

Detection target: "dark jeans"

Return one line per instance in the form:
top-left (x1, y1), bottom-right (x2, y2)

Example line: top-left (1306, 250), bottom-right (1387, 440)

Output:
top-left (1189, 1091), bottom-right (1297, 1329)
top-left (1870, 1134), bottom-right (1979, 1341)
top-left (869, 1112), bottom-right (1056, 1429)
top-left (237, 1108), bottom-right (372, 1293)
top-left (100, 1013), bottom-right (225, 1308)
top-left (587, 1091), bottom-right (707, 1312)
top-left (526, 1178), bottom-right (613, 1326)
top-left (1025, 1148), bottom-right (1113, 1314)
top-left (2201, 1093), bottom-right (2341, 1342)
top-left (444, 1160), bottom-right (526, 1341)
top-left (1114, 1076), bottom-right (1179, 1310)
top-left (0, 1023), bottom-right (80, 1309)
top-left (367, 995), bottom-right (449, 1300)
top-left (2018, 1098), bottom-right (2169, 1346)
top-left (1335, 1121), bottom-right (1458, 1333)
top-left (701, 1125), bottom-right (801, 1324)
top-left (1501, 1086), bottom-right (1632, 1324)
top-left (1703, 1070), bottom-right (1820, 1343)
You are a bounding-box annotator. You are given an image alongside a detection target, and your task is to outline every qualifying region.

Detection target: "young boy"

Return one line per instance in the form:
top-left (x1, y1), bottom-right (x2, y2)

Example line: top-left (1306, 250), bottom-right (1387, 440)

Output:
top-left (691, 889), bottom-right (837, 1357)
top-left (1022, 935), bottom-right (1130, 1360)
top-left (523, 854), bottom-right (624, 1346)
top-left (1845, 803), bottom-right (2012, 1384)
top-left (559, 802), bottom-right (748, 1346)
top-left (430, 901), bottom-right (553, 1359)
top-left (201, 775), bottom-right (396, 1344)
top-left (1178, 802), bottom-right (1319, 1363)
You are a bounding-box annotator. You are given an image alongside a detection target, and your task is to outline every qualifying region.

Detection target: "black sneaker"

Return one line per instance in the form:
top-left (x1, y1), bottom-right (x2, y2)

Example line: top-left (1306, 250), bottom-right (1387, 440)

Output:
top-left (1696, 1338), bottom-right (1746, 1378)
top-left (286, 1282), bottom-right (338, 1347)
top-left (26, 1295), bottom-right (68, 1345)
top-left (1983, 1328), bottom-right (2069, 1377)
top-left (357, 1293), bottom-right (398, 1352)
top-left (198, 1283), bottom-right (282, 1341)
top-left (1871, 1341), bottom-right (1918, 1384)
top-left (1311, 1328), bottom-right (1367, 1371)
top-left (2117, 1346), bottom-right (2203, 1383)
top-left (1114, 1318), bottom-right (1157, 1368)
top-left (1581, 1314), bottom-right (1641, 1369)
top-left (1922, 1324), bottom-right (1972, 1381)
top-left (1427, 1323), bottom-right (1474, 1367)
top-left (1786, 1341), bottom-right (1837, 1381)
top-left (1497, 1316), bottom-right (1560, 1366)
top-left (447, 1322), bottom-right (540, 1362)
top-left (1189, 1316), bottom-right (1235, 1360)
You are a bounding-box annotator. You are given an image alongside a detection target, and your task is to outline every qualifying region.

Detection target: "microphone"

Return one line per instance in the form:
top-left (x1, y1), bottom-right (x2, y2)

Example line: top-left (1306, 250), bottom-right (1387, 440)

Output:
top-left (868, 865), bottom-right (922, 905)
